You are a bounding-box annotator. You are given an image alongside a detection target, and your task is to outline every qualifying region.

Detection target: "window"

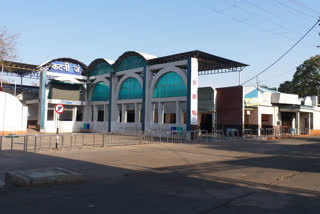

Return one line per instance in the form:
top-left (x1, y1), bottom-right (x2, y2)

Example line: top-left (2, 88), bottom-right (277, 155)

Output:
top-left (60, 111), bottom-right (73, 121)
top-left (125, 103), bottom-right (135, 123)
top-left (47, 110), bottom-right (54, 121)
top-left (119, 78), bottom-right (142, 100)
top-left (97, 105), bottom-right (104, 122)
top-left (127, 110), bottom-right (135, 123)
top-left (163, 102), bottom-right (176, 124)
top-left (76, 107), bottom-right (83, 121)
top-left (91, 82), bottom-right (110, 101)
top-left (153, 72), bottom-right (186, 98)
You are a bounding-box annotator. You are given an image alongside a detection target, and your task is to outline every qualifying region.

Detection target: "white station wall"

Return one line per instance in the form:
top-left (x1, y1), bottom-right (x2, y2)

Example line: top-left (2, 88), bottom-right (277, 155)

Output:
top-left (0, 92), bottom-right (28, 135)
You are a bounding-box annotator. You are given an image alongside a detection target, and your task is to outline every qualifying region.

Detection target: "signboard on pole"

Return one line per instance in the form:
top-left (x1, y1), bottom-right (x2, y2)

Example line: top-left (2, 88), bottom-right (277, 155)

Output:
top-left (54, 104), bottom-right (65, 114)
top-left (54, 104), bottom-right (64, 149)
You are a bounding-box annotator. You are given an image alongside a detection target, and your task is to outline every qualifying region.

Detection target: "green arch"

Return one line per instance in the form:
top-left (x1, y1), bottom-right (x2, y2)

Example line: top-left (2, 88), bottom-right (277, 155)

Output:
top-left (90, 63), bottom-right (114, 76)
top-left (119, 78), bottom-right (142, 100)
top-left (153, 72), bottom-right (187, 98)
top-left (117, 56), bottom-right (146, 72)
top-left (91, 82), bottom-right (110, 101)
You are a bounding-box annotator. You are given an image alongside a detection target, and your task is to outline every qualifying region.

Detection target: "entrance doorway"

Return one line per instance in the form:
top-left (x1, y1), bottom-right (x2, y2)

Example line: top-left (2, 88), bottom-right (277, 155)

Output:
top-left (200, 113), bottom-right (212, 133)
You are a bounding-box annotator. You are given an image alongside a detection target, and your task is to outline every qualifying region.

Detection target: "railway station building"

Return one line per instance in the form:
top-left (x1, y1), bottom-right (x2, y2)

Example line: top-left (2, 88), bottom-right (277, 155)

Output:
top-left (34, 50), bottom-right (247, 134)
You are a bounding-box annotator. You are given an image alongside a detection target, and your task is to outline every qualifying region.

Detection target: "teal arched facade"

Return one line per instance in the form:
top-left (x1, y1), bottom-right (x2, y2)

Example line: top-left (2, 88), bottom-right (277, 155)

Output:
top-left (153, 72), bottom-right (187, 98)
top-left (91, 82), bottom-right (110, 101)
top-left (89, 63), bottom-right (114, 76)
top-left (118, 78), bottom-right (143, 100)
top-left (117, 56), bottom-right (147, 72)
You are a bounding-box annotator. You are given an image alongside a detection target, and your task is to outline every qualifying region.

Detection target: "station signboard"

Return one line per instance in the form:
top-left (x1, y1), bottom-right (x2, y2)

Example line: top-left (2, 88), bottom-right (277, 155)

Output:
top-left (51, 61), bottom-right (82, 76)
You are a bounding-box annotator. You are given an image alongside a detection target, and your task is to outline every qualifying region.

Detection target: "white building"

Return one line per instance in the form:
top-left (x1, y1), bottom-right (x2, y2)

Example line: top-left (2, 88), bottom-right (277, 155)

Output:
top-left (0, 91), bottom-right (28, 135)
top-left (244, 86), bottom-right (320, 135)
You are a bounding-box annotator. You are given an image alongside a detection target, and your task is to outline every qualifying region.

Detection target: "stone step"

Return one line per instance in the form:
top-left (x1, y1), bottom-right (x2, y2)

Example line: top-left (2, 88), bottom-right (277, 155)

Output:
top-left (5, 168), bottom-right (84, 187)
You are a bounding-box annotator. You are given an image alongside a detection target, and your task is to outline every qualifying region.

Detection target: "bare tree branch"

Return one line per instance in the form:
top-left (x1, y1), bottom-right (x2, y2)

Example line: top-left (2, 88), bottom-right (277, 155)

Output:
top-left (0, 26), bottom-right (18, 63)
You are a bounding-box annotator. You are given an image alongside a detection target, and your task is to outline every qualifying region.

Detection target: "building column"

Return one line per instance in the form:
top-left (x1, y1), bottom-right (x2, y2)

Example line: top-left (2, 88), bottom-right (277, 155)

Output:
top-left (296, 112), bottom-right (300, 135)
top-left (104, 104), bottom-right (108, 129)
top-left (93, 105), bottom-right (98, 122)
top-left (187, 57), bottom-right (198, 131)
top-left (135, 103), bottom-right (139, 124)
top-left (257, 107), bottom-right (261, 136)
top-left (39, 69), bottom-right (47, 133)
top-left (176, 101), bottom-right (181, 125)
top-left (108, 74), bottom-right (113, 132)
top-left (73, 106), bottom-right (77, 122)
top-left (308, 113), bottom-right (311, 134)
top-left (110, 74), bottom-right (118, 132)
top-left (142, 66), bottom-right (152, 131)
top-left (122, 104), bottom-right (126, 123)
top-left (158, 102), bottom-right (163, 125)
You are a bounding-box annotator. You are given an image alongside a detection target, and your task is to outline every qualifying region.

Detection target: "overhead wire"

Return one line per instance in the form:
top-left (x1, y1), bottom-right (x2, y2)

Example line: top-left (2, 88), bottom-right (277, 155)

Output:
top-left (275, 0), bottom-right (318, 19)
top-left (241, 18), bottom-right (320, 86)
top-left (211, 0), bottom-right (306, 42)
top-left (290, 0), bottom-right (320, 16)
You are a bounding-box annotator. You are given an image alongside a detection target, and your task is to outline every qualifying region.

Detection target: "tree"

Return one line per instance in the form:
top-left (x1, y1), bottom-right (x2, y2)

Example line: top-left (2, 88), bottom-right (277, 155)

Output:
top-left (0, 27), bottom-right (18, 88)
top-left (0, 26), bottom-right (17, 61)
top-left (278, 55), bottom-right (320, 97)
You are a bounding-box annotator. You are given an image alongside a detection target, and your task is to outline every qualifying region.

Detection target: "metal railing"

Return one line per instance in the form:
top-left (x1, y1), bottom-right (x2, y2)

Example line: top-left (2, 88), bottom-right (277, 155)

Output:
top-left (0, 127), bottom-right (312, 153)
top-left (0, 130), bottom-right (211, 152)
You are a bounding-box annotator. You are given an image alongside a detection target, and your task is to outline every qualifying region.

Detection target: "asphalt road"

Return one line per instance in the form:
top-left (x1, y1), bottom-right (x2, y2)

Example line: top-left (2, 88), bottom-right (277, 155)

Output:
top-left (0, 137), bottom-right (320, 213)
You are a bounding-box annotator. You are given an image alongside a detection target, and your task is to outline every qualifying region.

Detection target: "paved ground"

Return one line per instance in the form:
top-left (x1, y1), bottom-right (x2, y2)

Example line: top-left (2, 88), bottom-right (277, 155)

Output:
top-left (0, 136), bottom-right (320, 213)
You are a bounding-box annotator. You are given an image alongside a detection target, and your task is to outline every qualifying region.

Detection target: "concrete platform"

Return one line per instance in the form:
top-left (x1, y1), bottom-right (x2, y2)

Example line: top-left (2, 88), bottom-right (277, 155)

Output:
top-left (5, 168), bottom-right (84, 187)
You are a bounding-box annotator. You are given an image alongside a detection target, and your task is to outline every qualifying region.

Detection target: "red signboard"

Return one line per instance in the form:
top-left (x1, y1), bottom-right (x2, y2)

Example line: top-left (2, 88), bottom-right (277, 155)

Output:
top-left (54, 104), bottom-right (65, 114)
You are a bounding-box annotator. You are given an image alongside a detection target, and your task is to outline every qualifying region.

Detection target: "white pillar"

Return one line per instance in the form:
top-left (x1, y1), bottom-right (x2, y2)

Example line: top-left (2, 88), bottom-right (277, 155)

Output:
top-left (73, 106), bottom-right (77, 122)
top-left (104, 104), bottom-right (108, 129)
top-left (134, 103), bottom-right (138, 124)
top-left (93, 105), bottom-right (97, 122)
top-left (158, 102), bottom-right (163, 124)
top-left (257, 107), bottom-right (261, 136)
top-left (296, 112), bottom-right (300, 135)
top-left (122, 104), bottom-right (126, 123)
top-left (308, 113), bottom-right (311, 134)
top-left (176, 101), bottom-right (180, 125)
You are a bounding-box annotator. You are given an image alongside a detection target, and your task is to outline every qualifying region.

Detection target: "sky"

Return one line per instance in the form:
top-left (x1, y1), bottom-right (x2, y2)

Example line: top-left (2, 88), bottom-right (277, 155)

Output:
top-left (1, 0), bottom-right (320, 88)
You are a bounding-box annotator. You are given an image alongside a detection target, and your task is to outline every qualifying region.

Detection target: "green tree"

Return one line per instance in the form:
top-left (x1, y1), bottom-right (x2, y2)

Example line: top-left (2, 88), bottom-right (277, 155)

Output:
top-left (278, 55), bottom-right (320, 97)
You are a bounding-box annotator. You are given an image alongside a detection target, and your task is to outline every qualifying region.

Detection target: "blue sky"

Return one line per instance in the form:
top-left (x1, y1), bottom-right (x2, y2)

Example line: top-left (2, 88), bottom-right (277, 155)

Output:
top-left (1, 0), bottom-right (320, 87)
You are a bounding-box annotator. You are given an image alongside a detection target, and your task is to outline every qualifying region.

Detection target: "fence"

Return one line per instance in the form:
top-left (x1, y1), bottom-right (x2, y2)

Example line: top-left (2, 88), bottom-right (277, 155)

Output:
top-left (0, 127), bottom-right (310, 152)
top-left (0, 130), bottom-right (211, 152)
top-left (241, 127), bottom-right (311, 139)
